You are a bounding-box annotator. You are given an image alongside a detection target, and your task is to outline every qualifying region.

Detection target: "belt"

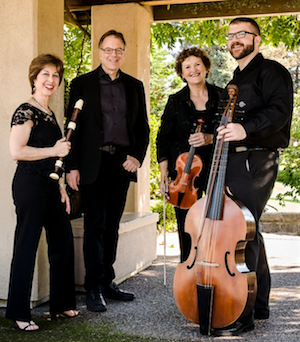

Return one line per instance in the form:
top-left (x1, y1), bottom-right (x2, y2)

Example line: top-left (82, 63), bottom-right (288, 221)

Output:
top-left (231, 146), bottom-right (276, 153)
top-left (100, 145), bottom-right (118, 154)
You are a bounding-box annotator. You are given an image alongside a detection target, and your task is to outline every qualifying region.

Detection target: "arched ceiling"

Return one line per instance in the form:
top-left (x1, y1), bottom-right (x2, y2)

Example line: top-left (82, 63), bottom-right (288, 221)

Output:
top-left (65, 0), bottom-right (300, 26)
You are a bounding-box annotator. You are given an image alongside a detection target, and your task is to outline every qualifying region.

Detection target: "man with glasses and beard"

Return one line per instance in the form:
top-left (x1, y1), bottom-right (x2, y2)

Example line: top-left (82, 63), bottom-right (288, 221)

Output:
top-left (212, 17), bottom-right (293, 336)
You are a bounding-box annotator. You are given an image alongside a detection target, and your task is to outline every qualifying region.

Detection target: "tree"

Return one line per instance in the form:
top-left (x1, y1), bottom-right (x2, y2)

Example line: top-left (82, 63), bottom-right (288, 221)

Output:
top-left (151, 15), bottom-right (300, 50)
top-left (64, 25), bottom-right (92, 107)
top-left (149, 44), bottom-right (184, 199)
top-left (276, 91), bottom-right (300, 203)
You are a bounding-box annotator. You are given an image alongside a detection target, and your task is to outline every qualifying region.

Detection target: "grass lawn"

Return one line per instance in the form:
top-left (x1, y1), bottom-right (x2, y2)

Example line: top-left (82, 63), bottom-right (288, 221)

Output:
top-left (0, 316), bottom-right (168, 342)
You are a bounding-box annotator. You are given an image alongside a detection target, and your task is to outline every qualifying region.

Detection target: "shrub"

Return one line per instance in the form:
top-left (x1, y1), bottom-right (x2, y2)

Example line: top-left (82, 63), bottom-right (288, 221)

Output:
top-left (150, 200), bottom-right (177, 233)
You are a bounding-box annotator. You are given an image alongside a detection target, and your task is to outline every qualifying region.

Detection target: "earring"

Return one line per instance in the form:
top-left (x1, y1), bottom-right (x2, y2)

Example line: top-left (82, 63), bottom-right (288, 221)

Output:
top-left (32, 85), bottom-right (36, 95)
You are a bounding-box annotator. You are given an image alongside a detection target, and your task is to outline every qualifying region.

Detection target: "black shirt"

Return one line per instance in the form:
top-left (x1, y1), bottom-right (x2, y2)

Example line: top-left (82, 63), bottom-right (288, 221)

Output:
top-left (98, 65), bottom-right (130, 147)
top-left (217, 53), bottom-right (293, 149)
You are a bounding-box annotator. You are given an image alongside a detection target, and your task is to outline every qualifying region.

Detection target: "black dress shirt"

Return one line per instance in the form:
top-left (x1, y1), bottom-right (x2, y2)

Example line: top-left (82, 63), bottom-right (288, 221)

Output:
top-left (98, 66), bottom-right (130, 147)
top-left (217, 53), bottom-right (293, 149)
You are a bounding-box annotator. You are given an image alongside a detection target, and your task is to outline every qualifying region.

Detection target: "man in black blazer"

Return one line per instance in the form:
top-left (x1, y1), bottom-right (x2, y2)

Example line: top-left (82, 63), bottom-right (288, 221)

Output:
top-left (66, 30), bottom-right (149, 312)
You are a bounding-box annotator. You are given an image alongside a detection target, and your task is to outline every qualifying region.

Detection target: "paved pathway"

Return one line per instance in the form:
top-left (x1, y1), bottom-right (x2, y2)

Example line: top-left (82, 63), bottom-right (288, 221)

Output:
top-left (77, 232), bottom-right (300, 342)
top-left (1, 231), bottom-right (299, 341)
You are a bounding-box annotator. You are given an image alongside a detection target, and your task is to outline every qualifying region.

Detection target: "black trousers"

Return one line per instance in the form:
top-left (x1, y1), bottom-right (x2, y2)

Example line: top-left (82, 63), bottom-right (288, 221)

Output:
top-left (226, 149), bottom-right (279, 322)
top-left (175, 207), bottom-right (191, 263)
top-left (81, 151), bottom-right (130, 291)
top-left (6, 170), bottom-right (76, 322)
top-left (175, 187), bottom-right (204, 263)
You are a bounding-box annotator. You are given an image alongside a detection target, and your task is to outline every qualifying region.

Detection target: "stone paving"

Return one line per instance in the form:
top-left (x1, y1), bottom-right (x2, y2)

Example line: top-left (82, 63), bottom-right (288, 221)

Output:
top-left (1, 231), bottom-right (299, 342)
top-left (43, 232), bottom-right (300, 341)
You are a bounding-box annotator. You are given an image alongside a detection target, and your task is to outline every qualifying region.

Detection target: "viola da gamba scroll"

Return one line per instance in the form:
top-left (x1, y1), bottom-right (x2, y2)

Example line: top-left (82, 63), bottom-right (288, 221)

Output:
top-left (173, 84), bottom-right (257, 335)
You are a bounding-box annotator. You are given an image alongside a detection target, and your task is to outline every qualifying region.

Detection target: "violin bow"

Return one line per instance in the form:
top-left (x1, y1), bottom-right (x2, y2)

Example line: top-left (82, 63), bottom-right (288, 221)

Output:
top-left (163, 182), bottom-right (167, 286)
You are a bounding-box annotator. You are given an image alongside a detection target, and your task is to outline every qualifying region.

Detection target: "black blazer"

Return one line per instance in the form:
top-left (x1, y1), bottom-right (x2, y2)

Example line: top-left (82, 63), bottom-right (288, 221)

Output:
top-left (156, 83), bottom-right (222, 193)
top-left (66, 66), bottom-right (149, 185)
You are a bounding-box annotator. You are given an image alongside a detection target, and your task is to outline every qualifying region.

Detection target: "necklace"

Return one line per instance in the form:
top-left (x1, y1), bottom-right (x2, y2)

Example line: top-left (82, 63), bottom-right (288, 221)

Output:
top-left (32, 97), bottom-right (52, 115)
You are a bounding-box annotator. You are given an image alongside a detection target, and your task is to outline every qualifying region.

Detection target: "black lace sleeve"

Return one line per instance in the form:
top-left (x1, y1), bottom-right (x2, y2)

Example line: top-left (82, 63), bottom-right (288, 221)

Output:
top-left (11, 103), bottom-right (38, 127)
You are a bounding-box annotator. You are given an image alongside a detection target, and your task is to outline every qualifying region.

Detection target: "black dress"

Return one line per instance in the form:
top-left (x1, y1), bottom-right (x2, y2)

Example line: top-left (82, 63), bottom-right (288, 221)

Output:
top-left (5, 104), bottom-right (76, 322)
top-left (156, 83), bottom-right (222, 262)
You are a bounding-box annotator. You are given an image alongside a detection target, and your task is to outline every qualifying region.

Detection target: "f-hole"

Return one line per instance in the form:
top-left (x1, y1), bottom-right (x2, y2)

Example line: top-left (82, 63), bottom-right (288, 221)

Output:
top-left (225, 251), bottom-right (235, 277)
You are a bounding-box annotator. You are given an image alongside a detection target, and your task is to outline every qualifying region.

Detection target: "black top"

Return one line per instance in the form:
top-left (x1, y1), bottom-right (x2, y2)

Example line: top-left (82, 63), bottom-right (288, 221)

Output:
top-left (217, 53), bottom-right (293, 150)
top-left (156, 82), bottom-right (222, 190)
top-left (11, 103), bottom-right (62, 176)
top-left (98, 66), bottom-right (130, 146)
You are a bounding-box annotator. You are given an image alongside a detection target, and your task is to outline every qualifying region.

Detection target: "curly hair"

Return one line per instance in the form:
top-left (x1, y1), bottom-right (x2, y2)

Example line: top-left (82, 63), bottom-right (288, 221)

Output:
top-left (175, 47), bottom-right (211, 80)
top-left (29, 54), bottom-right (64, 94)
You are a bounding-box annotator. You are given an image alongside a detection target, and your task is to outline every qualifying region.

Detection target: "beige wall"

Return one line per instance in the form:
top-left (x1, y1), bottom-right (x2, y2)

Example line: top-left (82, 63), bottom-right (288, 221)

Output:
top-left (0, 0), bottom-right (64, 304)
top-left (91, 3), bottom-right (152, 212)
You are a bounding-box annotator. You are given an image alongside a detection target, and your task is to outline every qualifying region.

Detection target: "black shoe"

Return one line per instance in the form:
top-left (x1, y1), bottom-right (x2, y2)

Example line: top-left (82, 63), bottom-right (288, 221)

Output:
top-left (103, 283), bottom-right (135, 302)
top-left (86, 289), bottom-right (107, 312)
top-left (254, 309), bottom-right (269, 320)
top-left (210, 321), bottom-right (254, 337)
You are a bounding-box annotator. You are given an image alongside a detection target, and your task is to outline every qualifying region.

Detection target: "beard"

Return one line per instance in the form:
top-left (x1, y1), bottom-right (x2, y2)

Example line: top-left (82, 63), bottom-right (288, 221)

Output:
top-left (229, 38), bottom-right (255, 60)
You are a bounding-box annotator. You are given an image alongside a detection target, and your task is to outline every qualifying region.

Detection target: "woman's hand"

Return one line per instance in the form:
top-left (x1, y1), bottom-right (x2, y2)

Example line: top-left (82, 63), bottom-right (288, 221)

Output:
top-left (189, 132), bottom-right (213, 147)
top-left (159, 160), bottom-right (170, 200)
top-left (52, 138), bottom-right (71, 158)
top-left (59, 183), bottom-right (71, 214)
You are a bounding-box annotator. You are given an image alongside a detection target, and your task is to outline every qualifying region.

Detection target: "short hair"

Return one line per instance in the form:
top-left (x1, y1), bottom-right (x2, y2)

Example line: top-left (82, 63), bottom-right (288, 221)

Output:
top-left (29, 54), bottom-right (64, 94)
top-left (98, 30), bottom-right (126, 48)
top-left (229, 17), bottom-right (261, 36)
top-left (175, 47), bottom-right (211, 79)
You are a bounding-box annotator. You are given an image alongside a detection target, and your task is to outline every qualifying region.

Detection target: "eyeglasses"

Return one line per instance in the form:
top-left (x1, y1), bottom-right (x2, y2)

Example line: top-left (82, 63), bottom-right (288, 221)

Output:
top-left (100, 48), bottom-right (125, 55)
top-left (225, 31), bottom-right (257, 40)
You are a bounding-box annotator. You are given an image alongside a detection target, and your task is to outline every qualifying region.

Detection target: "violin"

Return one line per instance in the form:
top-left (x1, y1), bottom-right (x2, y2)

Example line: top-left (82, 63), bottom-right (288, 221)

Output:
top-left (167, 119), bottom-right (204, 209)
top-left (173, 85), bottom-right (257, 335)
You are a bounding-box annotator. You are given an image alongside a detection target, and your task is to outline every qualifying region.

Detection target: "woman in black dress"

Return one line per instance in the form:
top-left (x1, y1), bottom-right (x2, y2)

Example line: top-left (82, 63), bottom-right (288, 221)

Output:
top-left (156, 47), bottom-right (222, 262)
top-left (6, 54), bottom-right (78, 331)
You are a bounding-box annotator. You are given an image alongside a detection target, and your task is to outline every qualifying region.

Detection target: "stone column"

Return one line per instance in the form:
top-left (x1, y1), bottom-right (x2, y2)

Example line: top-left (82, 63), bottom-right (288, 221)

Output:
top-left (0, 0), bottom-right (64, 305)
top-left (91, 3), bottom-right (153, 212)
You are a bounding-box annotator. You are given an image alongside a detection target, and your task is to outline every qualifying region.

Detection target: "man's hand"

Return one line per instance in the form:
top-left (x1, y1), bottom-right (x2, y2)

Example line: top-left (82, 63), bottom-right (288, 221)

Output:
top-left (122, 155), bottom-right (140, 173)
top-left (217, 123), bottom-right (247, 142)
top-left (66, 170), bottom-right (80, 191)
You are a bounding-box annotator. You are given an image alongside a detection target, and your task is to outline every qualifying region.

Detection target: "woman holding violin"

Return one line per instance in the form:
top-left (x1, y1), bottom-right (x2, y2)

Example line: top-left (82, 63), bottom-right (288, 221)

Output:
top-left (6, 54), bottom-right (78, 332)
top-left (156, 47), bottom-right (222, 262)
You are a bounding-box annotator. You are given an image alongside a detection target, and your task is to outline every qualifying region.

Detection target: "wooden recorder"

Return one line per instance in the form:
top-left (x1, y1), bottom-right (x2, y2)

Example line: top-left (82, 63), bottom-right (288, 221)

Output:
top-left (49, 99), bottom-right (84, 180)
